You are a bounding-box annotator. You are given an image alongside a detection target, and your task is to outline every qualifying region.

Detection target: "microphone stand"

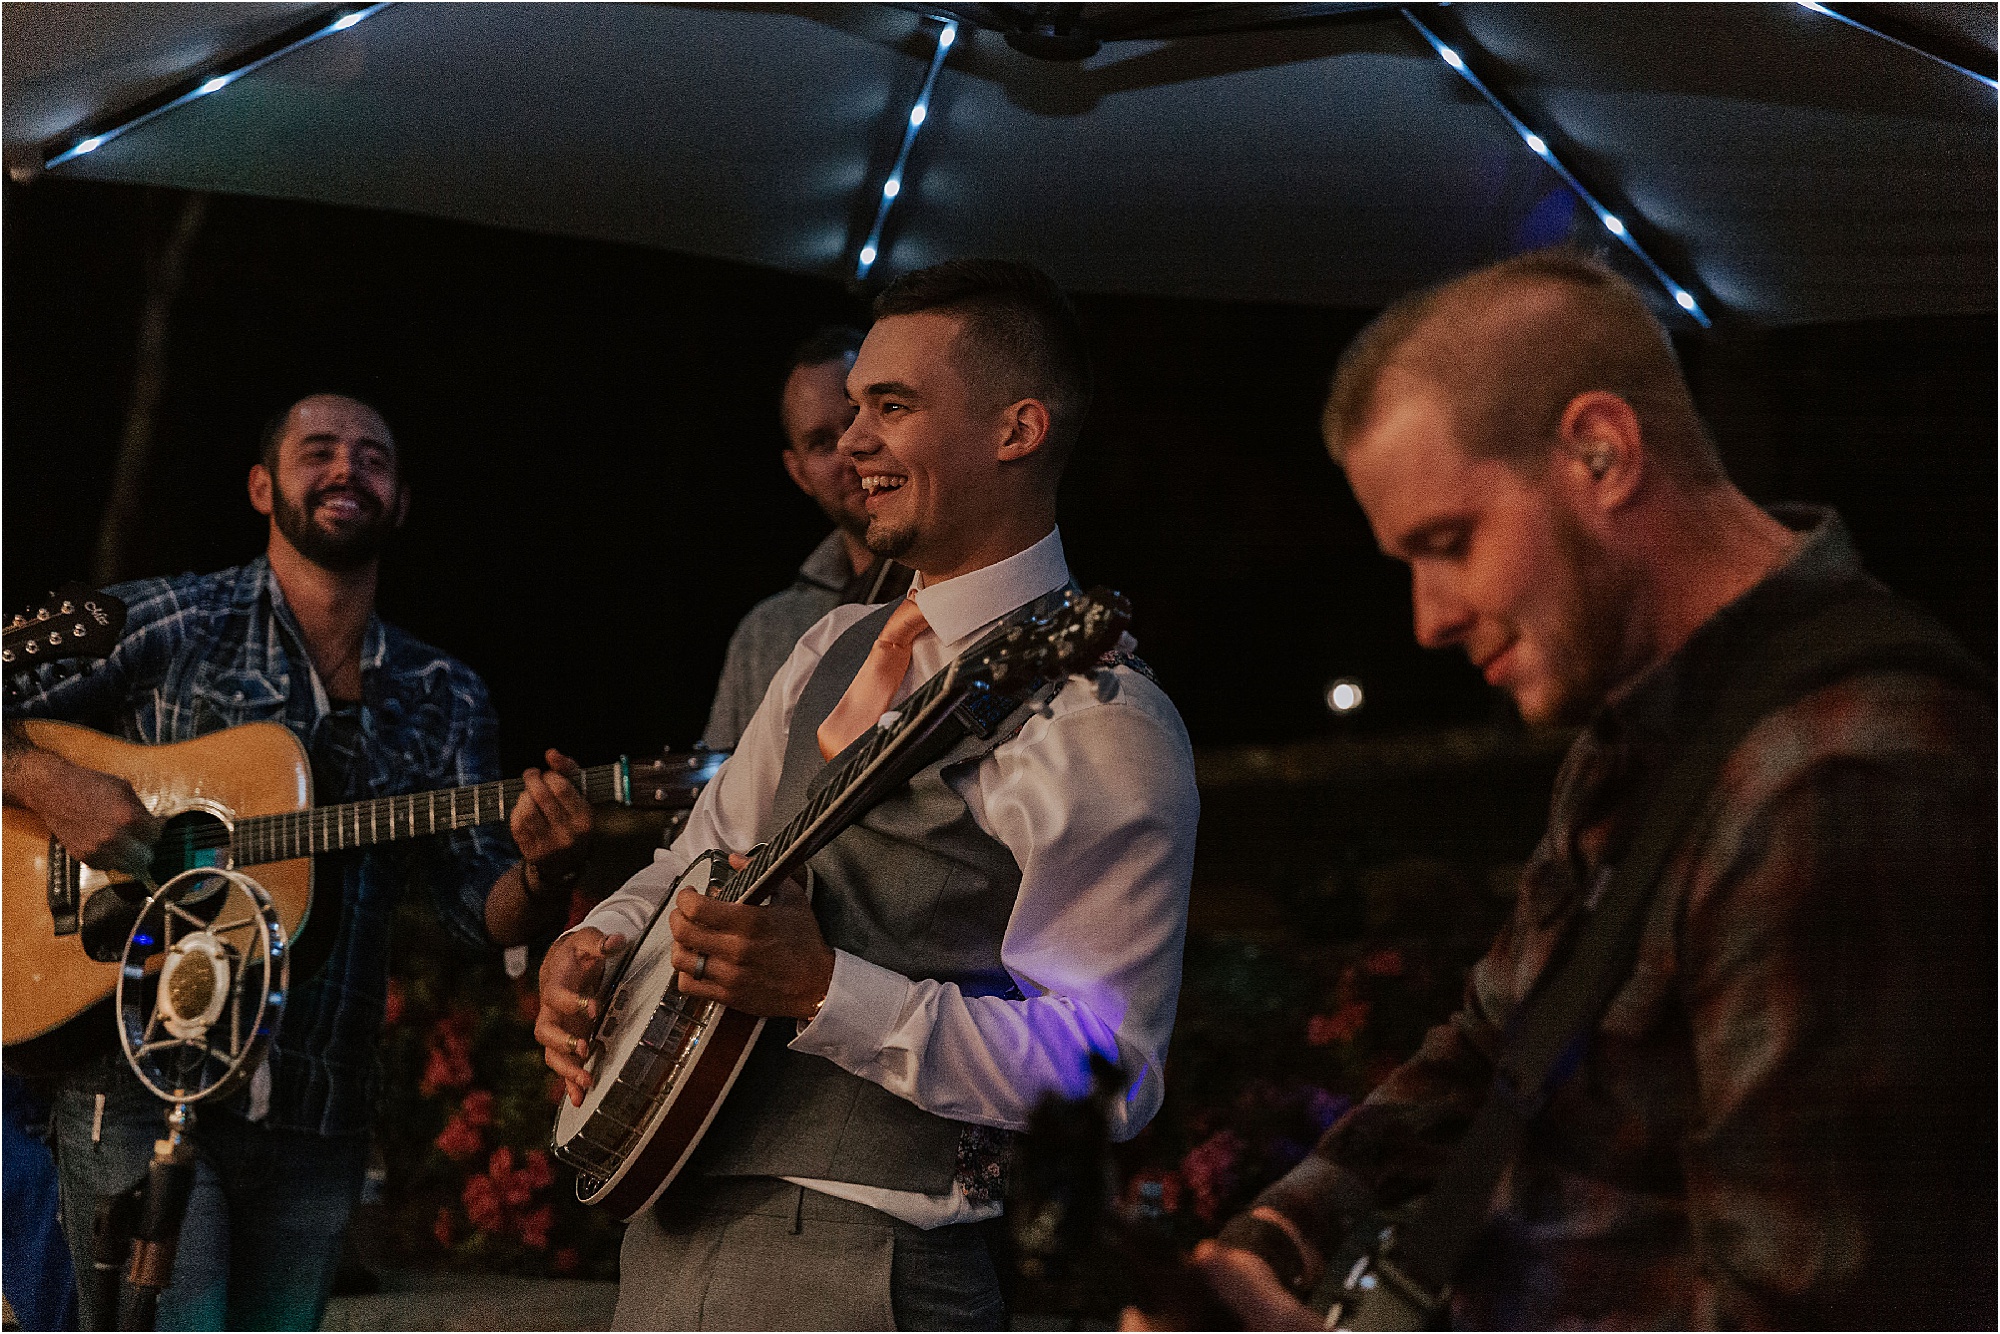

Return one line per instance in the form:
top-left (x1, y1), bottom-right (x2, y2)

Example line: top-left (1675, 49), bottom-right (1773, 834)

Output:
top-left (88, 1102), bottom-right (197, 1332)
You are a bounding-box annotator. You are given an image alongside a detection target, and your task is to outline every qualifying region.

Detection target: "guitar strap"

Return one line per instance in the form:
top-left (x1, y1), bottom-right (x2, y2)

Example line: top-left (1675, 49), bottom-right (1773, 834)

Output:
top-left (1341, 587), bottom-right (1989, 1329)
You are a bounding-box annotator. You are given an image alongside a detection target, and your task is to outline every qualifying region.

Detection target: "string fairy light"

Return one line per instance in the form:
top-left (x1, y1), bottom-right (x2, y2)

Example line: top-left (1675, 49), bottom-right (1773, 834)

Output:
top-left (854, 18), bottom-right (958, 282)
top-left (44, 5), bottom-right (391, 171)
top-left (1400, 8), bottom-right (1711, 327)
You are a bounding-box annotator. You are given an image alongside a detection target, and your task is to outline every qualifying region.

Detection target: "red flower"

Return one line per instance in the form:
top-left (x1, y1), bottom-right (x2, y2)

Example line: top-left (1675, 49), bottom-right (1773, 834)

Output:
top-left (435, 1115), bottom-right (483, 1161)
top-left (1306, 1000), bottom-right (1371, 1047)
top-left (1361, 947), bottom-right (1405, 979)
top-left (489, 1145), bottom-right (515, 1178)
top-left (553, 1246), bottom-right (581, 1275)
top-left (522, 1149), bottom-right (555, 1192)
top-left (516, 1202), bottom-right (554, 1251)
top-left (432, 1206), bottom-right (455, 1248)
top-left (384, 977), bottom-right (406, 1028)
top-left (462, 1172), bottom-right (506, 1233)
top-left (419, 1045), bottom-right (474, 1097)
top-left (461, 1089), bottom-right (496, 1127)
top-left (1180, 1129), bottom-right (1244, 1223)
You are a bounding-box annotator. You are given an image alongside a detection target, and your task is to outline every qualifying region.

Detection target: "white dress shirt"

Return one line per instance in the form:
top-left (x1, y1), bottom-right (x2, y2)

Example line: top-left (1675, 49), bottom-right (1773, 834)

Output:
top-left (580, 528), bottom-right (1199, 1227)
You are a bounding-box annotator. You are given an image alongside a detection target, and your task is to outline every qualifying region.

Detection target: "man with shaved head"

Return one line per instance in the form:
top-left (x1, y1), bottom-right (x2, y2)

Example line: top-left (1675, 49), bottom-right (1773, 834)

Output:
top-left (1150, 251), bottom-right (1993, 1329)
top-left (4, 392), bottom-right (595, 1328)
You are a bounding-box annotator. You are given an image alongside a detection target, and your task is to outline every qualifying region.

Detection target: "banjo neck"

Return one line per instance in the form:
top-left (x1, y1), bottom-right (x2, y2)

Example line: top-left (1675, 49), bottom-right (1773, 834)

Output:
top-left (723, 663), bottom-right (968, 908)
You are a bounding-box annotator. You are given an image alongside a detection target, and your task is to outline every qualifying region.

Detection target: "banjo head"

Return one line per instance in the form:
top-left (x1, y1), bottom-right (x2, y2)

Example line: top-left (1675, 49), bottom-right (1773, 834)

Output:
top-left (551, 851), bottom-right (732, 1196)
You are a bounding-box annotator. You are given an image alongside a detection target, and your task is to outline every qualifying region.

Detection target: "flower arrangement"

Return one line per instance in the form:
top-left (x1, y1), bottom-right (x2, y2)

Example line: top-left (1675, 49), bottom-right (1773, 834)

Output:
top-left (376, 900), bottom-right (623, 1279)
top-left (1111, 857), bottom-right (1516, 1248)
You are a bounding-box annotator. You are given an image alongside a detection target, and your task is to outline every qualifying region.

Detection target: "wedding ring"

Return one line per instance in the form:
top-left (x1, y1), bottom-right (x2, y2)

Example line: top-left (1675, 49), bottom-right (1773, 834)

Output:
top-left (694, 952), bottom-right (709, 982)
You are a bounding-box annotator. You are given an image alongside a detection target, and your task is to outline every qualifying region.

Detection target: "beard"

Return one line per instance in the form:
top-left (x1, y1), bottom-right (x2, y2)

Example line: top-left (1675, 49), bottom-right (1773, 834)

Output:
top-left (272, 479), bottom-right (396, 571)
top-left (1536, 506), bottom-right (1636, 725)
top-left (863, 516), bottom-right (917, 561)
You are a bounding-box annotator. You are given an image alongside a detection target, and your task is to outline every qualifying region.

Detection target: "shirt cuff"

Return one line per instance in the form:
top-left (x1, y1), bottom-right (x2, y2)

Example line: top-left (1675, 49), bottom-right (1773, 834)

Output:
top-left (789, 948), bottom-right (912, 1055)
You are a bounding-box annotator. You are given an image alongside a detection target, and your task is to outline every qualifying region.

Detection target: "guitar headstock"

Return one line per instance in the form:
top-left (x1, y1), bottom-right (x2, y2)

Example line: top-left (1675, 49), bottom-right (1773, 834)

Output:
top-left (1, 584), bottom-right (127, 670)
top-left (966, 586), bottom-right (1133, 694)
top-left (624, 749), bottom-right (728, 809)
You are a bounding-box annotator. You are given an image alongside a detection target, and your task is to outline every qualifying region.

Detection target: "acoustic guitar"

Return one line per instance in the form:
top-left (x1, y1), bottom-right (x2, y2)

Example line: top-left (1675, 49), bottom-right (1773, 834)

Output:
top-left (3, 716), bottom-right (725, 1046)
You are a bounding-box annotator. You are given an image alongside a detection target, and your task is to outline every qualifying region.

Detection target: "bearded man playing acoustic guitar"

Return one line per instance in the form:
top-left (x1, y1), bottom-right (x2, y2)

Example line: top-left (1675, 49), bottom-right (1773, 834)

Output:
top-left (3, 392), bottom-right (594, 1330)
top-left (536, 260), bottom-right (1201, 1331)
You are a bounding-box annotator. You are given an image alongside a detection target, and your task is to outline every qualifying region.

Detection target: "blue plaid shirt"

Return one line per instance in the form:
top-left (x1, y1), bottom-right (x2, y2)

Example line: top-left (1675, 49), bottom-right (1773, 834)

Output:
top-left (6, 557), bottom-right (515, 1135)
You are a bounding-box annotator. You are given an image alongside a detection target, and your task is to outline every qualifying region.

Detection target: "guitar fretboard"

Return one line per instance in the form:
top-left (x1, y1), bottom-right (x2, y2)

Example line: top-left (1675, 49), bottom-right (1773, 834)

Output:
top-left (222, 763), bottom-right (627, 867)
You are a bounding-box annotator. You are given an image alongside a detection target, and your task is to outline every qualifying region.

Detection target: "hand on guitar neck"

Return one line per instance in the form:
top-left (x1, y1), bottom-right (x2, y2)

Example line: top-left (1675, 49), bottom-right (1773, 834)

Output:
top-left (1, 732), bottom-right (162, 881)
top-left (484, 748), bottom-right (597, 946)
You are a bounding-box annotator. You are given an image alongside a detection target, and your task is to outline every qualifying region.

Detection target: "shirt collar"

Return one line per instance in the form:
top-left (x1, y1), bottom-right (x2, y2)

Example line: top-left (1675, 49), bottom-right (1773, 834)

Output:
top-left (797, 530), bottom-right (854, 593)
top-left (1597, 504), bottom-right (1872, 749)
top-left (909, 527), bottom-right (1070, 651)
top-left (258, 554), bottom-right (387, 690)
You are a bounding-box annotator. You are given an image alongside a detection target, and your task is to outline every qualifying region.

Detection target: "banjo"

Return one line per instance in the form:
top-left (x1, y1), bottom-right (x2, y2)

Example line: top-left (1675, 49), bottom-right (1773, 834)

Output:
top-left (551, 586), bottom-right (1135, 1219)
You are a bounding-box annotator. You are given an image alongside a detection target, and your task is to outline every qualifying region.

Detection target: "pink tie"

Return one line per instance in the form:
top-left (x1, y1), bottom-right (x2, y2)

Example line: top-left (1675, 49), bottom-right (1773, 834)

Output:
top-left (817, 595), bottom-right (931, 761)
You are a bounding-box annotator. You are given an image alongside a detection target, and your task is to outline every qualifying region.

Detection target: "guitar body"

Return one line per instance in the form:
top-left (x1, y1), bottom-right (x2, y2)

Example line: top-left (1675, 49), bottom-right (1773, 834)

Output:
top-left (2, 719), bottom-right (312, 1044)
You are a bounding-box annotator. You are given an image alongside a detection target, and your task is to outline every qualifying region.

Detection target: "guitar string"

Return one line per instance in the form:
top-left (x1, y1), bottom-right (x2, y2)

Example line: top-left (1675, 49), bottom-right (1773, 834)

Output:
top-left (145, 763), bottom-right (629, 864)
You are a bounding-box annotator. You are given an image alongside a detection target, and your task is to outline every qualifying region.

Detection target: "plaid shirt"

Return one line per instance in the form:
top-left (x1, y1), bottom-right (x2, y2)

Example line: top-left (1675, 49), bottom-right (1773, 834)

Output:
top-left (1240, 509), bottom-right (1995, 1327)
top-left (6, 557), bottom-right (514, 1136)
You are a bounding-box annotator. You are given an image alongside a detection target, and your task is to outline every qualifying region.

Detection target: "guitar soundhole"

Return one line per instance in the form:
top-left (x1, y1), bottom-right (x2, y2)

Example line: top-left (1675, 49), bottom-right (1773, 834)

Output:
top-left (151, 810), bottom-right (231, 886)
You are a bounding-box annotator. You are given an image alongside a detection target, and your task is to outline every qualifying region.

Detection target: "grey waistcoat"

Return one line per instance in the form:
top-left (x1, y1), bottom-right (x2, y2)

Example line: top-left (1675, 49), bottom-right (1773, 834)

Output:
top-left (687, 595), bottom-right (1054, 1193)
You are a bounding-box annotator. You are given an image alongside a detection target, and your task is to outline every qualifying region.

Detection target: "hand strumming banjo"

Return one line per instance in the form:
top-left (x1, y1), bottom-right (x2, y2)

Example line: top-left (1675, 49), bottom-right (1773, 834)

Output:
top-left (550, 586), bottom-right (1135, 1219)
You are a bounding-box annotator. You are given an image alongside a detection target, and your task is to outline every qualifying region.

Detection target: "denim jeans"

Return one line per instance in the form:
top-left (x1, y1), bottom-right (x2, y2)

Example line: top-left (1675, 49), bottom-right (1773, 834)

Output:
top-left (50, 1056), bottom-right (367, 1331)
top-left (5, 1070), bottom-right (77, 1330)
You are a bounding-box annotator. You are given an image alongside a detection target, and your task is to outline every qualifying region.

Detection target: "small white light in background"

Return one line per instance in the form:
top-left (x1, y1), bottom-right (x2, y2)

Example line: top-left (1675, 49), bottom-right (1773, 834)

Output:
top-left (910, 103), bottom-right (927, 128)
top-left (938, 23), bottom-right (956, 49)
top-left (331, 11), bottom-right (364, 30)
top-left (883, 178), bottom-right (901, 199)
top-left (199, 77), bottom-right (230, 95)
top-left (1603, 213), bottom-right (1627, 236)
top-left (1325, 678), bottom-right (1365, 716)
top-left (1524, 133), bottom-right (1546, 155)
top-left (859, 245), bottom-right (878, 266)
top-left (76, 137), bottom-right (103, 155)
top-left (1675, 290), bottom-right (1697, 311)
top-left (1440, 47), bottom-right (1465, 69)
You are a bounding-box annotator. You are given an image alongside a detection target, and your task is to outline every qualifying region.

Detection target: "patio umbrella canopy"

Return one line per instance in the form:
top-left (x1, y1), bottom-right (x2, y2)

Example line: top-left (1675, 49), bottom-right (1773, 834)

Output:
top-left (0, 2), bottom-right (1993, 757)
top-left (4, 2), bottom-right (1994, 326)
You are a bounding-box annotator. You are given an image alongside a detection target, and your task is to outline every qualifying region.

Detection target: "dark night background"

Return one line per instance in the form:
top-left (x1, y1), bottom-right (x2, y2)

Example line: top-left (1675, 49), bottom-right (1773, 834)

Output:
top-left (4, 176), bottom-right (1993, 771)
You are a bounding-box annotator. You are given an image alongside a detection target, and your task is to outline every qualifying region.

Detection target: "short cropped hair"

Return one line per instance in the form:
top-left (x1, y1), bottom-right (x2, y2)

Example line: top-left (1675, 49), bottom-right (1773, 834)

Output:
top-left (256, 392), bottom-right (398, 477)
top-left (786, 325), bottom-right (866, 374)
top-left (873, 258), bottom-right (1094, 464)
top-left (1323, 250), bottom-right (1724, 488)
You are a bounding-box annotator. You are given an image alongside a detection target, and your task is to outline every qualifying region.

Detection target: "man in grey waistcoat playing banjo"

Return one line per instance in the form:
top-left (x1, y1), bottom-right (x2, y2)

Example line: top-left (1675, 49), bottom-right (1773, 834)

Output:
top-left (535, 259), bottom-right (1201, 1330)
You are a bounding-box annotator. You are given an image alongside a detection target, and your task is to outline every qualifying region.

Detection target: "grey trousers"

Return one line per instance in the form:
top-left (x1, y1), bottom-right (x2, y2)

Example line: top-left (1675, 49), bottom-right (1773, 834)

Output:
top-left (613, 1177), bottom-right (1006, 1331)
